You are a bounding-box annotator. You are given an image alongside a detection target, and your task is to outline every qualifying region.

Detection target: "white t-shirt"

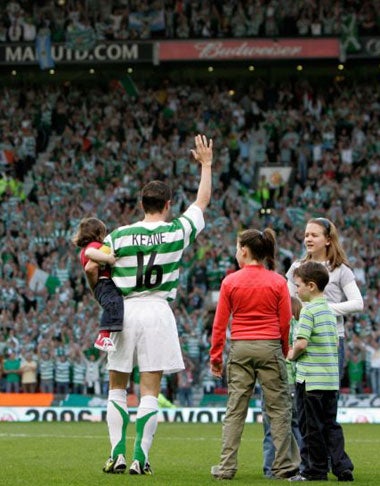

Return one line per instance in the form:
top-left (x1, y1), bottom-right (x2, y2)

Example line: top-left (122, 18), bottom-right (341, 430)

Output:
top-left (286, 261), bottom-right (363, 337)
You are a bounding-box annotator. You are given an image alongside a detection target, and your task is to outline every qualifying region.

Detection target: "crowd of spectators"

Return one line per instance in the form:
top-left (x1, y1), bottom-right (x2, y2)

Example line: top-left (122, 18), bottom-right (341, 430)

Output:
top-left (0, 67), bottom-right (379, 402)
top-left (0, 0), bottom-right (379, 44)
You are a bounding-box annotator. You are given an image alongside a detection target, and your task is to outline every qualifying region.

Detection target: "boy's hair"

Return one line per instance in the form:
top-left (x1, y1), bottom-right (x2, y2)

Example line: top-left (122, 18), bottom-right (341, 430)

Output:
top-left (293, 261), bottom-right (329, 292)
top-left (71, 217), bottom-right (107, 248)
top-left (141, 180), bottom-right (172, 214)
top-left (238, 227), bottom-right (277, 270)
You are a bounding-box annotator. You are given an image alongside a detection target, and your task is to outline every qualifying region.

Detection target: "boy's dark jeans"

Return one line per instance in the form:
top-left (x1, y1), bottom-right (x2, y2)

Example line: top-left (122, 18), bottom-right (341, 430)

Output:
top-left (296, 382), bottom-right (353, 480)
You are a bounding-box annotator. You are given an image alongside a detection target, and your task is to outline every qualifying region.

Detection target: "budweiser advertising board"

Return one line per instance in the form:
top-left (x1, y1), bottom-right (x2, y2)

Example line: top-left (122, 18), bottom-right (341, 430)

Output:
top-left (159, 38), bottom-right (340, 61)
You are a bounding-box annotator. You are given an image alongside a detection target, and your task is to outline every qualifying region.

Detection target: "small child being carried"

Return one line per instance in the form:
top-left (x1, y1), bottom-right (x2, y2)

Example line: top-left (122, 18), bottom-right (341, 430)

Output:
top-left (72, 217), bottom-right (124, 352)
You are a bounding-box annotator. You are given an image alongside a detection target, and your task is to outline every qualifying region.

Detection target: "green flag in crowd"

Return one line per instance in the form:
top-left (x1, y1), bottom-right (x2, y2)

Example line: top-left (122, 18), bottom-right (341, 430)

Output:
top-left (340, 13), bottom-right (361, 61)
top-left (119, 76), bottom-right (139, 98)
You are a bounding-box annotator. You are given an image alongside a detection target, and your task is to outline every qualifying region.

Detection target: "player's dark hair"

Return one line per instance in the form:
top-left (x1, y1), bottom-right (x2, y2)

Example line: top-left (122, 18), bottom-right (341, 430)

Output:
top-left (141, 180), bottom-right (172, 214)
top-left (71, 217), bottom-right (107, 248)
top-left (293, 261), bottom-right (329, 291)
top-left (238, 227), bottom-right (277, 270)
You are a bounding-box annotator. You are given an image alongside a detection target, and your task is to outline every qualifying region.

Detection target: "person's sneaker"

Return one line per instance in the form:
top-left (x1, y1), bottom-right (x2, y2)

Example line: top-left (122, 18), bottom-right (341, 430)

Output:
top-left (211, 465), bottom-right (235, 480)
top-left (94, 334), bottom-right (116, 352)
top-left (288, 474), bottom-right (308, 482)
top-left (129, 459), bottom-right (153, 475)
top-left (274, 469), bottom-right (301, 479)
top-left (289, 473), bottom-right (327, 482)
top-left (103, 454), bottom-right (126, 474)
top-left (337, 470), bottom-right (354, 482)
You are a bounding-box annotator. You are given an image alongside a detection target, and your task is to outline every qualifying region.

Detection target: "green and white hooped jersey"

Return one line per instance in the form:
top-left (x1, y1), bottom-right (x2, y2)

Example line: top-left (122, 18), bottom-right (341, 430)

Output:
top-left (105, 204), bottom-right (204, 301)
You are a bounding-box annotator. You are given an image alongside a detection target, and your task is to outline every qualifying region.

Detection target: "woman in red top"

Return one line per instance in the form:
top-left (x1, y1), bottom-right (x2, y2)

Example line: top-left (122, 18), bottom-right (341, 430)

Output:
top-left (210, 228), bottom-right (300, 480)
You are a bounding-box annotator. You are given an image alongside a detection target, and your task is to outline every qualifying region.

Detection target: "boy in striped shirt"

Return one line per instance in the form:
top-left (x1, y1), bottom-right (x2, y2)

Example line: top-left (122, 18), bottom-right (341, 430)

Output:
top-left (287, 261), bottom-right (354, 482)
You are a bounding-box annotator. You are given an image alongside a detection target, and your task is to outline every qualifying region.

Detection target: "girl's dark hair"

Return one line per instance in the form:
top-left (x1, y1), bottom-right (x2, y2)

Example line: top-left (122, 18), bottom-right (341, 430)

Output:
top-left (238, 228), bottom-right (277, 270)
top-left (71, 217), bottom-right (107, 248)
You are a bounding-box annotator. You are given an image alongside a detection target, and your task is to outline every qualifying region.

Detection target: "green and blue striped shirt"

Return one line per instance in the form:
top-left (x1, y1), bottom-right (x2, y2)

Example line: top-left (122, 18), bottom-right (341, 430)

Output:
top-left (295, 296), bottom-right (339, 391)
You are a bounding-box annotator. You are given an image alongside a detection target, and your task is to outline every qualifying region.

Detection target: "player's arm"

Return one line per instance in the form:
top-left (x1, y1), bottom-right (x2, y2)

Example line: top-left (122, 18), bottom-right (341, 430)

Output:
top-left (287, 338), bottom-right (308, 361)
top-left (85, 245), bottom-right (115, 265)
top-left (191, 134), bottom-right (213, 212)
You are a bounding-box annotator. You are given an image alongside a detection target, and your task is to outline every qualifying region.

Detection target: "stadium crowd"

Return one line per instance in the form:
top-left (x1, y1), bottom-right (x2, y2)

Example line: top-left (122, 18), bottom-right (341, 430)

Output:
top-left (0, 0), bottom-right (379, 43)
top-left (0, 67), bottom-right (378, 402)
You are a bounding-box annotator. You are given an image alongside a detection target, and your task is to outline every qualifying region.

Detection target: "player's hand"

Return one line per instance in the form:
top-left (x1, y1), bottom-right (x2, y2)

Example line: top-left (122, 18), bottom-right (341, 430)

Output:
top-left (108, 253), bottom-right (116, 265)
top-left (191, 134), bottom-right (213, 167)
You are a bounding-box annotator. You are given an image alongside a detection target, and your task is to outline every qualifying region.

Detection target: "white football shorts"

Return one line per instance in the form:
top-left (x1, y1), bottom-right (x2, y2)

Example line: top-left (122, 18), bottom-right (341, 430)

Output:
top-left (107, 297), bottom-right (185, 374)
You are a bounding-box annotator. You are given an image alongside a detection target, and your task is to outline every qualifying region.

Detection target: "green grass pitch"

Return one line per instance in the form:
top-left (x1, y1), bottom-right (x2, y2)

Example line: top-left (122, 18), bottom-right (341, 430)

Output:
top-left (1, 422), bottom-right (379, 485)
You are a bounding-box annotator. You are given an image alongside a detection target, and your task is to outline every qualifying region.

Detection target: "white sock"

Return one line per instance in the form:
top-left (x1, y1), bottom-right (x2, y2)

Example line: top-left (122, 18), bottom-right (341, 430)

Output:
top-left (107, 388), bottom-right (129, 459)
top-left (133, 395), bottom-right (159, 464)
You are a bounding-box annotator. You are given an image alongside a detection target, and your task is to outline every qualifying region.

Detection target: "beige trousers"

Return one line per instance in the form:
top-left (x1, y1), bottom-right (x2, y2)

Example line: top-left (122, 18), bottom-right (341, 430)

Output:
top-left (217, 340), bottom-right (300, 478)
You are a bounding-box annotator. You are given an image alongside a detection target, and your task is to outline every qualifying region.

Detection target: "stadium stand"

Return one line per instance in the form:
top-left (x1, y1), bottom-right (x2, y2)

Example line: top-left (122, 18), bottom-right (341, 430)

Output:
top-left (0, 0), bottom-right (379, 42)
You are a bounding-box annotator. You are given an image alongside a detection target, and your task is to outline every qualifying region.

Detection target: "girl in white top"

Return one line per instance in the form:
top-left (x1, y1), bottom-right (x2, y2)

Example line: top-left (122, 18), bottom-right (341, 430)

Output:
top-left (286, 217), bottom-right (364, 381)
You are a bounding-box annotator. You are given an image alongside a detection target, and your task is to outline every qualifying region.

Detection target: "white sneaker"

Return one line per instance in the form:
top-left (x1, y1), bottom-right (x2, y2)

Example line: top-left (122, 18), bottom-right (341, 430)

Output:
top-left (103, 454), bottom-right (126, 473)
top-left (94, 335), bottom-right (116, 352)
top-left (129, 459), bottom-right (153, 475)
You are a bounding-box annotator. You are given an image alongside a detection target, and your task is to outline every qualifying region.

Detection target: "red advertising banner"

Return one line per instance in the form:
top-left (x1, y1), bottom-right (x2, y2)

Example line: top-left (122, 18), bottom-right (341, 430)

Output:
top-left (0, 393), bottom-right (54, 406)
top-left (159, 38), bottom-right (340, 61)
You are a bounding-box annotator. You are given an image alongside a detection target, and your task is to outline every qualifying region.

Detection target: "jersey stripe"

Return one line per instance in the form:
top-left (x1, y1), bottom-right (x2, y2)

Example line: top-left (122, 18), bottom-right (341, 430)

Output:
top-left (104, 205), bottom-right (204, 300)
